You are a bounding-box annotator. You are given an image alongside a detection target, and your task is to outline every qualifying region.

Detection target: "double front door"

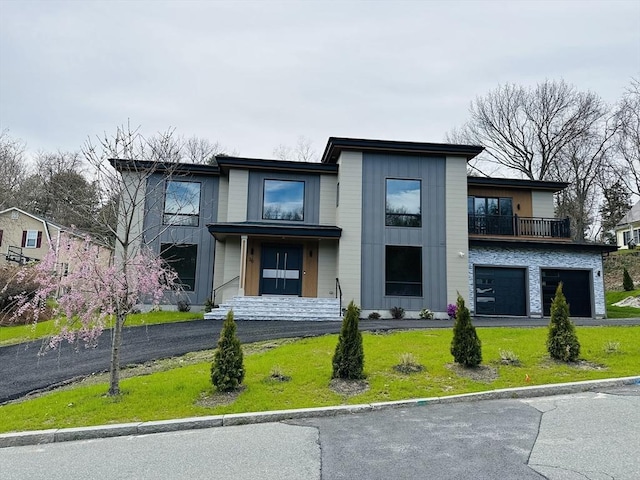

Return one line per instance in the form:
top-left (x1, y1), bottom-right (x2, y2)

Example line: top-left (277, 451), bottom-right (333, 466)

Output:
top-left (260, 244), bottom-right (302, 295)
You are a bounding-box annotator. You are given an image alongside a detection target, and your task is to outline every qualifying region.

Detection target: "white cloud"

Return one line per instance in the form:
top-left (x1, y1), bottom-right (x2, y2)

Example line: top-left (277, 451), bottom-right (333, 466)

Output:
top-left (1, 0), bottom-right (638, 159)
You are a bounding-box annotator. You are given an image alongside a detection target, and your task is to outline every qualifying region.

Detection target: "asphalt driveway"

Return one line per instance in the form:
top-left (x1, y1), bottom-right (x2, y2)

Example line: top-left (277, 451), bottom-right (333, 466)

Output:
top-left (1, 316), bottom-right (638, 404)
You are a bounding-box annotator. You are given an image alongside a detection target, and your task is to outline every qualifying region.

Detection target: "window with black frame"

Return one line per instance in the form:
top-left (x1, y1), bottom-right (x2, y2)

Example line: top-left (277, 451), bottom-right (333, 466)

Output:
top-left (163, 181), bottom-right (201, 226)
top-left (263, 179), bottom-right (305, 221)
top-left (385, 179), bottom-right (421, 227)
top-left (385, 246), bottom-right (422, 296)
top-left (160, 244), bottom-right (198, 291)
top-left (468, 196), bottom-right (513, 235)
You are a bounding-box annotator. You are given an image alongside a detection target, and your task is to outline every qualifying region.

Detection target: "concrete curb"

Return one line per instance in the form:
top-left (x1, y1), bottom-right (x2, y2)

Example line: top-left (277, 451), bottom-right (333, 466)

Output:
top-left (2, 375), bottom-right (639, 448)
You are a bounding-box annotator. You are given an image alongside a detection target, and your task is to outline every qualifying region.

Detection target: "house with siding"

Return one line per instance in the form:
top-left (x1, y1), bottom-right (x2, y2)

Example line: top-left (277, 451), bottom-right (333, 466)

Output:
top-left (113, 137), bottom-right (615, 320)
top-left (0, 207), bottom-right (113, 268)
top-left (614, 200), bottom-right (640, 249)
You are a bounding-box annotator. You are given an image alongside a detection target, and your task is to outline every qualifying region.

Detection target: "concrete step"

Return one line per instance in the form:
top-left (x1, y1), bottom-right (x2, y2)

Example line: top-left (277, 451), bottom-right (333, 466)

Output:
top-left (204, 296), bottom-right (342, 321)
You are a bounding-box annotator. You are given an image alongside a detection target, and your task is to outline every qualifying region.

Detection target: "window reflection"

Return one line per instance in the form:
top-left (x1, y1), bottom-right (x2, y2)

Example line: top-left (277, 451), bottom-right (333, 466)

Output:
top-left (386, 179), bottom-right (421, 227)
top-left (263, 180), bottom-right (305, 221)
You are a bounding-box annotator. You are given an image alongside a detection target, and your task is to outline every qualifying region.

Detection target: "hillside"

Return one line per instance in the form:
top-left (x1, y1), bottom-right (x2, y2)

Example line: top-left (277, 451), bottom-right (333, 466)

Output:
top-left (603, 250), bottom-right (640, 291)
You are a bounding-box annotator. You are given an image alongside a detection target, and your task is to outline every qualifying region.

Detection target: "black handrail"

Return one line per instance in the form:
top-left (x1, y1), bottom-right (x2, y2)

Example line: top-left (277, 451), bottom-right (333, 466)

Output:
top-left (335, 277), bottom-right (343, 316)
top-left (468, 214), bottom-right (571, 239)
top-left (212, 275), bottom-right (240, 307)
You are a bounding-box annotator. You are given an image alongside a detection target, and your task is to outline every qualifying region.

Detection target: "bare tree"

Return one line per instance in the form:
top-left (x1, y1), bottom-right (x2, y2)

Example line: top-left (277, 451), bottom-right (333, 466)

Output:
top-left (19, 151), bottom-right (100, 230)
top-left (454, 80), bottom-right (608, 180)
top-left (273, 135), bottom-right (318, 162)
top-left (551, 116), bottom-right (617, 240)
top-left (79, 123), bottom-right (186, 395)
top-left (183, 135), bottom-right (230, 164)
top-left (616, 79), bottom-right (640, 196)
top-left (0, 130), bottom-right (28, 210)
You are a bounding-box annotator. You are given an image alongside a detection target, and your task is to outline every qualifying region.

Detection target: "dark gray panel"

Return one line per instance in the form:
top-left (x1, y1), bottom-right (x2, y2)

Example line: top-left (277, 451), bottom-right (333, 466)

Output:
top-left (360, 153), bottom-right (447, 311)
top-left (143, 173), bottom-right (219, 305)
top-left (247, 171), bottom-right (320, 224)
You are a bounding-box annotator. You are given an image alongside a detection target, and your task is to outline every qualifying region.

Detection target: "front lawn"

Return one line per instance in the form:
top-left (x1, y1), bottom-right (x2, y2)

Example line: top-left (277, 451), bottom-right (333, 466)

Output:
top-left (606, 289), bottom-right (640, 318)
top-left (0, 311), bottom-right (204, 347)
top-left (1, 326), bottom-right (638, 433)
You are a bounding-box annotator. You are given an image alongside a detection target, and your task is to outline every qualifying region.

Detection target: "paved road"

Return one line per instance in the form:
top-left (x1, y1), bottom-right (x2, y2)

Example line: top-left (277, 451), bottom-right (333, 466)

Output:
top-left (1, 317), bottom-right (638, 404)
top-left (2, 385), bottom-right (638, 479)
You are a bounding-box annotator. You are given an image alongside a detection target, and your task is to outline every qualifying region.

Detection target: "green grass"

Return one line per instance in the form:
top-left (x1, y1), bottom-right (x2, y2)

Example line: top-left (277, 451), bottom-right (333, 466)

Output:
top-left (1, 326), bottom-right (639, 433)
top-left (0, 311), bottom-right (204, 346)
top-left (605, 290), bottom-right (640, 318)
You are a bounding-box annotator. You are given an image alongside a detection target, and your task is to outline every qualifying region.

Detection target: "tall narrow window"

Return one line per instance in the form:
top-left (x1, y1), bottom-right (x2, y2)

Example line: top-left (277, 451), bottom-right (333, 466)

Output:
top-left (160, 244), bottom-right (198, 291)
top-left (385, 246), bottom-right (422, 296)
top-left (24, 230), bottom-right (40, 248)
top-left (163, 181), bottom-right (201, 226)
top-left (385, 179), bottom-right (421, 227)
top-left (263, 179), bottom-right (305, 221)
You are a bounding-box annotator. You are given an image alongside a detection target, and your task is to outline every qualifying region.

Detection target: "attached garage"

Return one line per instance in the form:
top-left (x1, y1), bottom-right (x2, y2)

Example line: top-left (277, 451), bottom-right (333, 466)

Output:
top-left (541, 269), bottom-right (592, 317)
top-left (474, 267), bottom-right (527, 316)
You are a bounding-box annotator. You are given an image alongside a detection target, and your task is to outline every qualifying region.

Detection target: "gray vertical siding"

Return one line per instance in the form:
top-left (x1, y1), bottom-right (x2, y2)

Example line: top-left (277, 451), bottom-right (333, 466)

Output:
top-left (361, 153), bottom-right (447, 311)
top-left (143, 173), bottom-right (219, 305)
top-left (247, 171), bottom-right (320, 224)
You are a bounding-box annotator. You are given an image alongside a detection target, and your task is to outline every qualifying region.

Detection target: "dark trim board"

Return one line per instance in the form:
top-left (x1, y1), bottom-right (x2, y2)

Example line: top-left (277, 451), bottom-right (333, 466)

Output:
top-left (208, 222), bottom-right (342, 241)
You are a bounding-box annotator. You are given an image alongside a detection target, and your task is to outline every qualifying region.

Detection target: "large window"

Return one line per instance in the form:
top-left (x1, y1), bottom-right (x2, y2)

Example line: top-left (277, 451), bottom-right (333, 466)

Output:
top-left (386, 179), bottom-right (421, 227)
top-left (160, 244), bottom-right (198, 291)
top-left (468, 196), bottom-right (513, 235)
top-left (385, 246), bottom-right (422, 296)
top-left (163, 181), bottom-right (201, 226)
top-left (263, 179), bottom-right (305, 221)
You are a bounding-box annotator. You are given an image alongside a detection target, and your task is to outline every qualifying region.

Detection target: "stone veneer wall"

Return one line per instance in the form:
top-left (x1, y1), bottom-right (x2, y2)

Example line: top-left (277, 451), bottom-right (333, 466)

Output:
top-left (468, 246), bottom-right (605, 318)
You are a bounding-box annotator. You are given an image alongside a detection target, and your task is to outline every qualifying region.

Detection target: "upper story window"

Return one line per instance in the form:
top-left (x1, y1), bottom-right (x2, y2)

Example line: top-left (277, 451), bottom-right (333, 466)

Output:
top-left (385, 179), bottom-right (421, 227)
top-left (263, 179), bottom-right (304, 221)
top-left (468, 196), bottom-right (513, 217)
top-left (24, 230), bottom-right (40, 248)
top-left (163, 181), bottom-right (201, 227)
top-left (468, 196), bottom-right (514, 235)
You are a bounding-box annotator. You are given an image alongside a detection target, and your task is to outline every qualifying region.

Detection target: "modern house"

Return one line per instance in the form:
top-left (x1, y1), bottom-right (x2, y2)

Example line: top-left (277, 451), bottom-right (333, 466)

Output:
top-left (113, 137), bottom-right (616, 319)
top-left (614, 200), bottom-right (640, 249)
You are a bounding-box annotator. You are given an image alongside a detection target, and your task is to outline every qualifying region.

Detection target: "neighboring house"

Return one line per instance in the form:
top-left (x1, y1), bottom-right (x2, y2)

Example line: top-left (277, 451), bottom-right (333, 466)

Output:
top-left (0, 207), bottom-right (112, 272)
top-left (614, 200), bottom-right (640, 249)
top-left (112, 137), bottom-right (616, 319)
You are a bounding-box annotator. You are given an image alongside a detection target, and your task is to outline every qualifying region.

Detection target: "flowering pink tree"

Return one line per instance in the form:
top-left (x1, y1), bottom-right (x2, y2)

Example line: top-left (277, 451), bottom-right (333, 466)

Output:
top-left (16, 233), bottom-right (179, 395)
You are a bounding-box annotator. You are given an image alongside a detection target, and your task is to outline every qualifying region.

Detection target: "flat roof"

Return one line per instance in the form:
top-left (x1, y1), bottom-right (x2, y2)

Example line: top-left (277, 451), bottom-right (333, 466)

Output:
top-left (215, 156), bottom-right (338, 174)
top-left (468, 176), bottom-right (568, 192)
top-left (469, 237), bottom-right (618, 253)
top-left (321, 137), bottom-right (484, 163)
top-left (207, 222), bottom-right (342, 241)
top-left (109, 158), bottom-right (220, 175)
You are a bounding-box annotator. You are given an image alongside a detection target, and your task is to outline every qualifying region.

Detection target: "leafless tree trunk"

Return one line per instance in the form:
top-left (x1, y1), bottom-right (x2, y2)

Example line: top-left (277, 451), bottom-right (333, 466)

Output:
top-left (550, 116), bottom-right (617, 240)
top-left (83, 122), bottom-right (184, 395)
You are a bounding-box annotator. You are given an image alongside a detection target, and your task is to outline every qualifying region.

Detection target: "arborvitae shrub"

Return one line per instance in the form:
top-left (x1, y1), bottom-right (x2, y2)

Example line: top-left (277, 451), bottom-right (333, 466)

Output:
top-left (211, 310), bottom-right (245, 391)
top-left (623, 267), bottom-right (635, 291)
top-left (332, 300), bottom-right (365, 380)
top-left (450, 294), bottom-right (482, 367)
top-left (547, 283), bottom-right (580, 362)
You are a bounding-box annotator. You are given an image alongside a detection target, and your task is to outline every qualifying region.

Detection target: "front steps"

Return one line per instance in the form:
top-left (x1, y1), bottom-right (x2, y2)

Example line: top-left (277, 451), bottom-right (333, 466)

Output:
top-left (204, 296), bottom-right (342, 321)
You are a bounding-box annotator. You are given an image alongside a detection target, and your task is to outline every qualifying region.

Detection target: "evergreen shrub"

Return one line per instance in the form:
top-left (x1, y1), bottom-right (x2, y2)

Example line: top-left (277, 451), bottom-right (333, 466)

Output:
top-left (450, 294), bottom-right (482, 367)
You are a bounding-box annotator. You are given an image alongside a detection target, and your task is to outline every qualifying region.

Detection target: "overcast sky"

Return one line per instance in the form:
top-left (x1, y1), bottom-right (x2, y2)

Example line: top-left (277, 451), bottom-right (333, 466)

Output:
top-left (1, 0), bottom-right (639, 162)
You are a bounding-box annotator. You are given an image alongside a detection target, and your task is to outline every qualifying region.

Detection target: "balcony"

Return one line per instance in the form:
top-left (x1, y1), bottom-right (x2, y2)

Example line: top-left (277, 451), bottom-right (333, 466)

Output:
top-left (468, 215), bottom-right (571, 239)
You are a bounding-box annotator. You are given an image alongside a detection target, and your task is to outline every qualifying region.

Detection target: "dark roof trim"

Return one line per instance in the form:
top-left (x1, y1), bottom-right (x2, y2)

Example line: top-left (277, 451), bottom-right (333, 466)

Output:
top-left (109, 158), bottom-right (220, 176)
top-left (321, 137), bottom-right (484, 164)
top-left (207, 222), bottom-right (342, 241)
top-left (468, 176), bottom-right (569, 191)
top-left (215, 156), bottom-right (338, 174)
top-left (469, 237), bottom-right (618, 253)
